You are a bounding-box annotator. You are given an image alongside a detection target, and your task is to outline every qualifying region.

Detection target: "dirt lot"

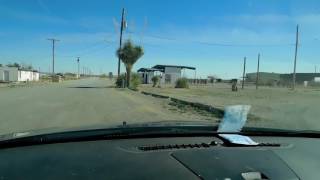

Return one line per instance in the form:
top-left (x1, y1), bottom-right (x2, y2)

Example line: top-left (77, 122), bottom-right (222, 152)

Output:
top-left (139, 83), bottom-right (320, 130)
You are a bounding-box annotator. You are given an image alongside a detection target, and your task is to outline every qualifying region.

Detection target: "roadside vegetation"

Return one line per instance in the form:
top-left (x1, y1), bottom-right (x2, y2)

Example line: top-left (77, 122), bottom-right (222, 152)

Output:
top-left (151, 76), bottom-right (160, 87)
top-left (116, 40), bottom-right (144, 88)
top-left (115, 73), bottom-right (141, 90)
top-left (100, 74), bottom-right (107, 78)
top-left (175, 78), bottom-right (189, 88)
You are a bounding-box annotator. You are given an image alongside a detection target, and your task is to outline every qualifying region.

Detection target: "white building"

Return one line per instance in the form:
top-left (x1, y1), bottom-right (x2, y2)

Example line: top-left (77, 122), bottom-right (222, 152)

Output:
top-left (138, 65), bottom-right (196, 84)
top-left (153, 65), bottom-right (196, 84)
top-left (0, 66), bottom-right (39, 82)
top-left (18, 69), bottom-right (40, 82)
top-left (0, 67), bottom-right (18, 82)
top-left (137, 68), bottom-right (159, 84)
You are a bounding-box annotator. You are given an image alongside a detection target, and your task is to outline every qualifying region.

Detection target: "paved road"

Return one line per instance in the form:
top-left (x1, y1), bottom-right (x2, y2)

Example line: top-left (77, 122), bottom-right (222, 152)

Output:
top-left (0, 78), bottom-right (204, 135)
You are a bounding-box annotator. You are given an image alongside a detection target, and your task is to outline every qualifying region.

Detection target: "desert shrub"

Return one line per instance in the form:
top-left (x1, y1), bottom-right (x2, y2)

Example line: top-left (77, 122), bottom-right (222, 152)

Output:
top-left (115, 74), bottom-right (126, 88)
top-left (151, 76), bottom-right (160, 87)
top-left (130, 73), bottom-right (141, 90)
top-left (175, 78), bottom-right (189, 88)
top-left (115, 73), bottom-right (141, 89)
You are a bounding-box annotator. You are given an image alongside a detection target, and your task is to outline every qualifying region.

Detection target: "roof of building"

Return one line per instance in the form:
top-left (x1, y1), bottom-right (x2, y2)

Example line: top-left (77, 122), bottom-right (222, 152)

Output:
top-left (18, 68), bottom-right (38, 72)
top-left (0, 66), bottom-right (18, 70)
top-left (152, 65), bottom-right (196, 71)
top-left (137, 68), bottom-right (161, 72)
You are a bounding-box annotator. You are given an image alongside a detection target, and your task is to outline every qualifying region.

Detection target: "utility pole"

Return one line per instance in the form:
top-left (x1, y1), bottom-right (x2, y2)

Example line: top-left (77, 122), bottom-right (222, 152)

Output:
top-left (47, 38), bottom-right (59, 76)
top-left (242, 57), bottom-right (246, 89)
top-left (293, 25), bottom-right (299, 90)
top-left (77, 57), bottom-right (80, 78)
top-left (256, 53), bottom-right (260, 90)
top-left (117, 8), bottom-right (126, 76)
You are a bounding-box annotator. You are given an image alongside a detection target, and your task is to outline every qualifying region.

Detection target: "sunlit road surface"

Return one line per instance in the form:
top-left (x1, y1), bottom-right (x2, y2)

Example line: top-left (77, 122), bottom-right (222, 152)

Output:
top-left (0, 78), bottom-right (202, 135)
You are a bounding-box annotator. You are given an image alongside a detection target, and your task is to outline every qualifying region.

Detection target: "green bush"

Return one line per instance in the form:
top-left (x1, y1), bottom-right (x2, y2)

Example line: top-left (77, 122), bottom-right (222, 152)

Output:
top-left (115, 74), bottom-right (126, 87)
top-left (130, 73), bottom-right (141, 90)
top-left (151, 76), bottom-right (160, 87)
top-left (115, 73), bottom-right (141, 89)
top-left (175, 78), bottom-right (189, 88)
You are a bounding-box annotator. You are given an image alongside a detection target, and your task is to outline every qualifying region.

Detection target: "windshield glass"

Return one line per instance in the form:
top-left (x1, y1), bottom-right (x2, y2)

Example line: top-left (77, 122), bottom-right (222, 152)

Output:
top-left (0, 0), bottom-right (319, 136)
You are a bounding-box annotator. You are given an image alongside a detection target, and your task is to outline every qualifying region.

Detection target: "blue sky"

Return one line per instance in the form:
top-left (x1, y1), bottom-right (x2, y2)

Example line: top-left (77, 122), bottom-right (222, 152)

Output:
top-left (0, 0), bottom-right (320, 78)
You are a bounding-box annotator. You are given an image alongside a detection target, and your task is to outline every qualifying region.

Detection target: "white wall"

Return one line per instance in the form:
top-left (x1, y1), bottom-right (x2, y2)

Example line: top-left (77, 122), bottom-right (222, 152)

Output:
top-left (147, 72), bottom-right (154, 84)
top-left (164, 67), bottom-right (181, 84)
top-left (18, 70), bottom-right (40, 82)
top-left (0, 67), bottom-right (18, 82)
top-left (140, 72), bottom-right (155, 84)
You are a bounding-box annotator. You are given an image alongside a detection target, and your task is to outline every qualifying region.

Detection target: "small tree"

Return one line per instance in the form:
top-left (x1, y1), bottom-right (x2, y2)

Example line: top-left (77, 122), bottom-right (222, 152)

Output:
top-left (7, 62), bottom-right (20, 68)
top-left (116, 40), bottom-right (144, 87)
top-left (151, 76), bottom-right (159, 87)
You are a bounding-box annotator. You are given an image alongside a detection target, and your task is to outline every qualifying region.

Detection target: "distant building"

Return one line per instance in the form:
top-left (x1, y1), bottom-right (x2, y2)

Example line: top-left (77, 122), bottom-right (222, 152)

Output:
top-left (153, 65), bottom-right (196, 84)
top-left (18, 69), bottom-right (40, 82)
top-left (246, 72), bottom-right (320, 86)
top-left (0, 66), bottom-right (39, 82)
top-left (280, 73), bottom-right (320, 85)
top-left (246, 72), bottom-right (280, 86)
top-left (137, 68), bottom-right (159, 84)
top-left (0, 66), bottom-right (18, 82)
top-left (138, 65), bottom-right (196, 84)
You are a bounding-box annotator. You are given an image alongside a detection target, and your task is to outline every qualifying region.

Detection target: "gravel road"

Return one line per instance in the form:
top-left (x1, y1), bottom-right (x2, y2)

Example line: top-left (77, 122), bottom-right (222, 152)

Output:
top-left (0, 78), bottom-right (214, 135)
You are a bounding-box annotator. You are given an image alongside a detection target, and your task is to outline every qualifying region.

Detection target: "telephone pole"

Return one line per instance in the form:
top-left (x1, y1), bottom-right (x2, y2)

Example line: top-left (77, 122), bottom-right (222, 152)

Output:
top-left (47, 38), bottom-right (59, 76)
top-left (242, 57), bottom-right (246, 89)
top-left (256, 53), bottom-right (260, 90)
top-left (293, 25), bottom-right (299, 90)
top-left (117, 8), bottom-right (126, 76)
top-left (77, 57), bottom-right (80, 79)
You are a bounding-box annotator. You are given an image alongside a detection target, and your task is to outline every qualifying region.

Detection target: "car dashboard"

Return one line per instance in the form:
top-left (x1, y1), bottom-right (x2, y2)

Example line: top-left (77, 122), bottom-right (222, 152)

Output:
top-left (0, 135), bottom-right (319, 179)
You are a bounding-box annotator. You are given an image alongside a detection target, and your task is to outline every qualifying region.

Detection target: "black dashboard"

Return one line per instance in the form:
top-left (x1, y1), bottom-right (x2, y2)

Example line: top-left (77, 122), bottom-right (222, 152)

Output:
top-left (0, 135), bottom-right (319, 179)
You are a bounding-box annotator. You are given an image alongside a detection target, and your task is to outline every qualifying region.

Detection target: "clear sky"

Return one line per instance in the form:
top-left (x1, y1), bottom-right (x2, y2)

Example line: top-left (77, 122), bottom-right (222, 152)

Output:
top-left (0, 0), bottom-right (320, 78)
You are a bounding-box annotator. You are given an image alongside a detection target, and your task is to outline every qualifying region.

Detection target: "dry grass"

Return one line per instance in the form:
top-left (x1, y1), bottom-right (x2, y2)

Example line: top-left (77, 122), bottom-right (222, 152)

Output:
top-left (139, 83), bottom-right (320, 130)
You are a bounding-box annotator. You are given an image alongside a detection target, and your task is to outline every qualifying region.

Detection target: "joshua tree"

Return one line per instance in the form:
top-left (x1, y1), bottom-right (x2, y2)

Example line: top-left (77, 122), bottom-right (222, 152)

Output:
top-left (116, 40), bottom-right (144, 87)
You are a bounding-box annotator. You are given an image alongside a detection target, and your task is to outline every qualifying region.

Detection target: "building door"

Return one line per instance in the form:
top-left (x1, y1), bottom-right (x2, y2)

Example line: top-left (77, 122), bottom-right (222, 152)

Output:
top-left (4, 70), bottom-right (9, 82)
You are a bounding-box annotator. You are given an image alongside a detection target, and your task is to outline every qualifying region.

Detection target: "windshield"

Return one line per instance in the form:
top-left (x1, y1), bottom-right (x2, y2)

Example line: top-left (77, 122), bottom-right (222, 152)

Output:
top-left (0, 0), bottom-right (319, 136)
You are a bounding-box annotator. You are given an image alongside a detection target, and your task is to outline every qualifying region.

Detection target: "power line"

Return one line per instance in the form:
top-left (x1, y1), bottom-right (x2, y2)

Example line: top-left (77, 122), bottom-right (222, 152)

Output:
top-left (128, 32), bottom-right (294, 47)
top-left (56, 40), bottom-right (115, 59)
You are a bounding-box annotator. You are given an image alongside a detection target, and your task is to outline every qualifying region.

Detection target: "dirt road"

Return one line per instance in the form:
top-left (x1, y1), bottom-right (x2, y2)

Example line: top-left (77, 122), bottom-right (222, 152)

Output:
top-left (0, 78), bottom-right (214, 135)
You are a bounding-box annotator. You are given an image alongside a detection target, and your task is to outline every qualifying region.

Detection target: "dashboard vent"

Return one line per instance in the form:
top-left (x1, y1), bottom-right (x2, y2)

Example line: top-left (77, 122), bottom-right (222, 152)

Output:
top-left (138, 142), bottom-right (281, 151)
top-left (138, 141), bottom-right (218, 151)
